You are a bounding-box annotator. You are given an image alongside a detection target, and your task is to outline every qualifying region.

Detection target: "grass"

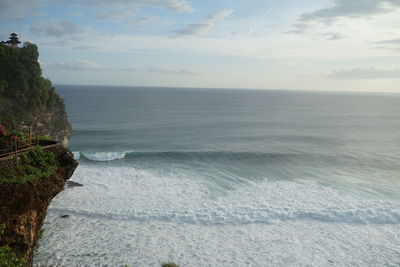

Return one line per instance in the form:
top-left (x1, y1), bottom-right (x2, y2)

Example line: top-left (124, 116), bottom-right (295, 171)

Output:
top-left (0, 147), bottom-right (57, 184)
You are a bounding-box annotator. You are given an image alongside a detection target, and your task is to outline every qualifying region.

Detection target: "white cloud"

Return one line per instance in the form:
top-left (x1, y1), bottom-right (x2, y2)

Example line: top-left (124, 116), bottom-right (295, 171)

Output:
top-left (376, 37), bottom-right (400, 50)
top-left (52, 60), bottom-right (104, 70)
top-left (328, 67), bottom-right (400, 79)
top-left (48, 61), bottom-right (198, 75)
top-left (72, 0), bottom-right (193, 13)
top-left (95, 9), bottom-right (158, 25)
top-left (119, 67), bottom-right (140, 72)
top-left (379, 37), bottom-right (400, 44)
top-left (148, 67), bottom-right (199, 75)
top-left (95, 9), bottom-right (138, 21)
top-left (0, 0), bottom-right (46, 20)
top-left (289, 0), bottom-right (400, 35)
top-left (30, 20), bottom-right (82, 38)
top-left (300, 0), bottom-right (400, 24)
top-left (173, 9), bottom-right (234, 37)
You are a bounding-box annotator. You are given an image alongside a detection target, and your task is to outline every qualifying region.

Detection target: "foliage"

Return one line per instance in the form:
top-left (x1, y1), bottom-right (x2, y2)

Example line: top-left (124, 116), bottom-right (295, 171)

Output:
top-left (161, 263), bottom-right (180, 267)
top-left (0, 224), bottom-right (24, 267)
top-left (7, 130), bottom-right (27, 139)
top-left (0, 147), bottom-right (57, 184)
top-left (0, 42), bottom-right (65, 121)
top-left (22, 146), bottom-right (56, 168)
top-left (38, 135), bottom-right (53, 141)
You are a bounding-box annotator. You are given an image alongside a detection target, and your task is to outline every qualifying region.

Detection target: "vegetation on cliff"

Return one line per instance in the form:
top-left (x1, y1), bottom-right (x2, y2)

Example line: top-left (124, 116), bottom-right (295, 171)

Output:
top-left (0, 42), bottom-right (65, 122)
top-left (0, 147), bottom-right (57, 184)
top-left (0, 224), bottom-right (23, 267)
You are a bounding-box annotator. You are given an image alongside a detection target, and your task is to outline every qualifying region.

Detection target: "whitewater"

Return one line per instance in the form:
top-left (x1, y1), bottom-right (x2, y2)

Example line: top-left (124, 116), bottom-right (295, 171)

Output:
top-left (34, 86), bottom-right (400, 266)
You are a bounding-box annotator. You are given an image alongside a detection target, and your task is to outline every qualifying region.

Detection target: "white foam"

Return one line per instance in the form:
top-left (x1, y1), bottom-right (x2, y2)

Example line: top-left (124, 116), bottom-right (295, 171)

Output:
top-left (34, 164), bottom-right (400, 266)
top-left (48, 165), bottom-right (400, 225)
top-left (72, 151), bottom-right (80, 160)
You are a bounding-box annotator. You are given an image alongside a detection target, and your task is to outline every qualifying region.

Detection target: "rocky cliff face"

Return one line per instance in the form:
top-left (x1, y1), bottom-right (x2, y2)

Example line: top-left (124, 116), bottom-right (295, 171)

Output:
top-left (19, 107), bottom-right (72, 146)
top-left (0, 145), bottom-right (78, 266)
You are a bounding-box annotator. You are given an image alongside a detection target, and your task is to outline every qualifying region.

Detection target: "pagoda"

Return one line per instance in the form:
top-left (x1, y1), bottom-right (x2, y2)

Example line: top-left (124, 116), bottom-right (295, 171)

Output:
top-left (5, 33), bottom-right (21, 47)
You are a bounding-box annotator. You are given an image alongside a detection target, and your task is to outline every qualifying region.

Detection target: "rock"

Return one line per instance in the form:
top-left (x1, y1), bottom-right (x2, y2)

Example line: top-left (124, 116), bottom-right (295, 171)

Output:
top-left (60, 215), bottom-right (70, 218)
top-left (65, 181), bottom-right (83, 188)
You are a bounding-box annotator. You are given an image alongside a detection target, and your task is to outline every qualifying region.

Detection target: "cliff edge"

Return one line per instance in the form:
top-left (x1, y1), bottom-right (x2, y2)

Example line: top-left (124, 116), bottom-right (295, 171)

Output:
top-left (0, 36), bottom-right (77, 266)
top-left (0, 144), bottom-right (78, 266)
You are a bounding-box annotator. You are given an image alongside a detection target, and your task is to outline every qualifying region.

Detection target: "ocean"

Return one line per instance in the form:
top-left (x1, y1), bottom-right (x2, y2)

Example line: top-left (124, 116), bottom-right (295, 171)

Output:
top-left (34, 85), bottom-right (400, 266)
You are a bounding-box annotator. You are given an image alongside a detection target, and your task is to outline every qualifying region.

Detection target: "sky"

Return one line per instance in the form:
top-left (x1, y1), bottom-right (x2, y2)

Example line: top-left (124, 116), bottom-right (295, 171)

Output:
top-left (0, 0), bottom-right (399, 92)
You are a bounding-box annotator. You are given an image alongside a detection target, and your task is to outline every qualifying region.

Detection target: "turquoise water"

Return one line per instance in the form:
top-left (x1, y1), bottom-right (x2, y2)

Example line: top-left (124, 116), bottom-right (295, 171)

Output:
top-left (34, 86), bottom-right (400, 266)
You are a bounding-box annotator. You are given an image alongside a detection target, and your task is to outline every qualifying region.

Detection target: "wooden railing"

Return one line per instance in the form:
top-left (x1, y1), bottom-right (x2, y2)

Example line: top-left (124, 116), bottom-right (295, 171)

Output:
top-left (0, 119), bottom-right (43, 160)
top-left (0, 134), bottom-right (39, 158)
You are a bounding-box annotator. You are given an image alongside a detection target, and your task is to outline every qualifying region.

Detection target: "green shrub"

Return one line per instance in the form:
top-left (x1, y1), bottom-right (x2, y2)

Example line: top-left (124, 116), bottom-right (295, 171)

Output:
top-left (38, 135), bottom-right (53, 141)
top-left (0, 147), bottom-right (57, 184)
top-left (25, 146), bottom-right (56, 168)
top-left (0, 224), bottom-right (24, 267)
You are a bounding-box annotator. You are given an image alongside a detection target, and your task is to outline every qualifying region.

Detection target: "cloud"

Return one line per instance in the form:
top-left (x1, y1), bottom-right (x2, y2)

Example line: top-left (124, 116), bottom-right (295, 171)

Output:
top-left (300, 0), bottom-right (400, 24)
top-left (119, 66), bottom-right (198, 75)
top-left (119, 67), bottom-right (140, 72)
top-left (290, 0), bottom-right (400, 34)
top-left (49, 61), bottom-right (198, 75)
top-left (321, 32), bottom-right (343, 40)
top-left (328, 67), bottom-right (400, 79)
top-left (0, 0), bottom-right (46, 20)
top-left (52, 60), bottom-right (104, 70)
top-left (173, 9), bottom-right (234, 37)
top-left (72, 0), bottom-right (193, 13)
top-left (374, 37), bottom-right (400, 50)
top-left (95, 9), bottom-right (138, 21)
top-left (72, 45), bottom-right (99, 50)
top-left (378, 37), bottom-right (400, 44)
top-left (148, 67), bottom-right (199, 75)
top-left (128, 16), bottom-right (158, 25)
top-left (96, 9), bottom-right (158, 25)
top-left (30, 20), bottom-right (83, 38)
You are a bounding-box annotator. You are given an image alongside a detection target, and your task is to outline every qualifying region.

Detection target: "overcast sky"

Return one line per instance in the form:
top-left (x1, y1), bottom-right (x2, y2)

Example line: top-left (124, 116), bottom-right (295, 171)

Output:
top-left (1, 0), bottom-right (399, 92)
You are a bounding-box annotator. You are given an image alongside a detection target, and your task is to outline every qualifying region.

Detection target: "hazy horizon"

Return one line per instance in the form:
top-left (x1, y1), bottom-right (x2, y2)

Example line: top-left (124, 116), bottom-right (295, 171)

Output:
top-left (54, 84), bottom-right (400, 94)
top-left (1, 0), bottom-right (400, 92)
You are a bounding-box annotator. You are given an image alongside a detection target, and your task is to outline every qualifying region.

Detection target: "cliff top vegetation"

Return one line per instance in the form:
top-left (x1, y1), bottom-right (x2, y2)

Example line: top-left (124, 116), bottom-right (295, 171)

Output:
top-left (0, 147), bottom-right (58, 184)
top-left (0, 42), bottom-right (65, 122)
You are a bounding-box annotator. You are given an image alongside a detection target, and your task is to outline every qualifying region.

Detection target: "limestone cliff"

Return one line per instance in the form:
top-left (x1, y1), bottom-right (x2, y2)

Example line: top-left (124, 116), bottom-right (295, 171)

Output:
top-left (0, 144), bottom-right (78, 266)
top-left (0, 37), bottom-right (76, 266)
top-left (19, 107), bottom-right (72, 146)
top-left (0, 40), bottom-right (72, 144)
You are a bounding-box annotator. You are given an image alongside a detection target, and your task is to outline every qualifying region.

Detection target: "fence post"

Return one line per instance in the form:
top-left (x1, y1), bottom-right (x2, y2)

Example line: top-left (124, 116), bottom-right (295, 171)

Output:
top-left (14, 138), bottom-right (18, 166)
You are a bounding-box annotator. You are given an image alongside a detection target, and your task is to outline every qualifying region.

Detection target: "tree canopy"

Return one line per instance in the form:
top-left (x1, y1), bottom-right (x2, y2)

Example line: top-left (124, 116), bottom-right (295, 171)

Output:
top-left (0, 42), bottom-right (64, 121)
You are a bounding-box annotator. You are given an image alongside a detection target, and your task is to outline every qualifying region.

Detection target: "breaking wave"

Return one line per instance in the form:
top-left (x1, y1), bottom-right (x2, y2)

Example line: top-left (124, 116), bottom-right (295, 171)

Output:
top-left (77, 151), bottom-right (132, 161)
top-left (73, 150), bottom-right (360, 164)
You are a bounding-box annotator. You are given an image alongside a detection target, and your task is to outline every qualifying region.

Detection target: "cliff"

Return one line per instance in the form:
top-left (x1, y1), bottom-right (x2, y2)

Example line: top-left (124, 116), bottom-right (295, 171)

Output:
top-left (0, 41), bottom-right (72, 145)
top-left (0, 38), bottom-right (77, 266)
top-left (0, 144), bottom-right (78, 265)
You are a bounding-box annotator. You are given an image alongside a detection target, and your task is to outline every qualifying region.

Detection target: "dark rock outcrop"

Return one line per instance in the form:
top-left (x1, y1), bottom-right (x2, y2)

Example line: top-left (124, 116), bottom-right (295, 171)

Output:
top-left (0, 145), bottom-right (78, 265)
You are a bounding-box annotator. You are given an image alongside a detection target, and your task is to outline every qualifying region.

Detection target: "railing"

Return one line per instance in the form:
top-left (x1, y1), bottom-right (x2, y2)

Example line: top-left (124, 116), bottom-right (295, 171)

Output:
top-left (0, 134), bottom-right (39, 158)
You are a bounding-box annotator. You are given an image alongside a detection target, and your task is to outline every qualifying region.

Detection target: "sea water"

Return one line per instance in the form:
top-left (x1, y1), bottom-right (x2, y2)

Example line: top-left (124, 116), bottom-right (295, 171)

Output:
top-left (34, 86), bottom-right (400, 266)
